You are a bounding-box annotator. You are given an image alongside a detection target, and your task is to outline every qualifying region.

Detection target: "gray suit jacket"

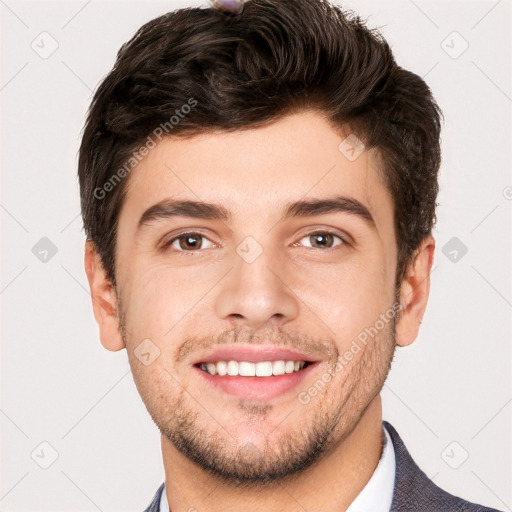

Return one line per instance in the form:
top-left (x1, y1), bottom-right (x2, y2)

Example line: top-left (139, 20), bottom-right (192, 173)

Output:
top-left (143, 420), bottom-right (503, 511)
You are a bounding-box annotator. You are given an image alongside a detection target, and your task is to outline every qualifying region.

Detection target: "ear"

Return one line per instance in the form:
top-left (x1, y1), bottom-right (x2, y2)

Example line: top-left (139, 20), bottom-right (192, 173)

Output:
top-left (84, 240), bottom-right (126, 352)
top-left (395, 234), bottom-right (436, 347)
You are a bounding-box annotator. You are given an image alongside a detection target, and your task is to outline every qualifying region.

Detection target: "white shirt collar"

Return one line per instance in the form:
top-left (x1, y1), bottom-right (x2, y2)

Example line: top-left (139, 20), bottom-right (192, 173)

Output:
top-left (346, 422), bottom-right (396, 512)
top-left (160, 423), bottom-right (395, 512)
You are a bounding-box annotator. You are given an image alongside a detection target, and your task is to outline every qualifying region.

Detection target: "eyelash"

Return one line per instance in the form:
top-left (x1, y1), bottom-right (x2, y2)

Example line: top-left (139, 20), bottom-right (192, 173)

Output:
top-left (161, 230), bottom-right (350, 253)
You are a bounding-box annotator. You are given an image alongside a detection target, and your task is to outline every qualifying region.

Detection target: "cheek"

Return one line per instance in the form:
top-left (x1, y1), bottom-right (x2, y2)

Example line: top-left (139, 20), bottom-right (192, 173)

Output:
top-left (121, 260), bottom-right (222, 351)
top-left (294, 251), bottom-right (393, 344)
top-left (121, 264), bottom-right (192, 340)
top-left (127, 347), bottom-right (186, 426)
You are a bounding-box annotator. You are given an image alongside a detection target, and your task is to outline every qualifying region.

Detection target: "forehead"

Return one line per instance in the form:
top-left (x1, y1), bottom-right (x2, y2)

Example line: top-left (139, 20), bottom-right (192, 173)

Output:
top-left (118, 111), bottom-right (392, 231)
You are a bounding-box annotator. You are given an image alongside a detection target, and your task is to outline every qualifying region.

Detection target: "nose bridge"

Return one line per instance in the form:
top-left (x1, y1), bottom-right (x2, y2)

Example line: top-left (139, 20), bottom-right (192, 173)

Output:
top-left (214, 237), bottom-right (300, 328)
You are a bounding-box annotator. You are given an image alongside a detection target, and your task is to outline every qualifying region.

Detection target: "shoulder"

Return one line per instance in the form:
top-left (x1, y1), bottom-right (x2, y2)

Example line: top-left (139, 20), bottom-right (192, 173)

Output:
top-left (384, 421), bottom-right (503, 512)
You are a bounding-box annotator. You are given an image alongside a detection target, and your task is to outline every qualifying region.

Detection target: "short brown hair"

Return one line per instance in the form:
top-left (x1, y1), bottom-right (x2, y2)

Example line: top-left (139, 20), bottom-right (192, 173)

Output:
top-left (78, 0), bottom-right (442, 289)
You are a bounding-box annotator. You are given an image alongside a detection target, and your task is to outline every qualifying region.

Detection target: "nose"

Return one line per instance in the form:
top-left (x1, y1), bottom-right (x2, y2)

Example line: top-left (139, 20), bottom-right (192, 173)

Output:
top-left (214, 245), bottom-right (300, 330)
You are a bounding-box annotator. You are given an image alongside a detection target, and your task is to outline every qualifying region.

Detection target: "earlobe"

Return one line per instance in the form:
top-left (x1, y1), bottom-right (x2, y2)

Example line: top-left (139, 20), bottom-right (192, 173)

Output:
top-left (395, 235), bottom-right (436, 347)
top-left (84, 241), bottom-right (126, 352)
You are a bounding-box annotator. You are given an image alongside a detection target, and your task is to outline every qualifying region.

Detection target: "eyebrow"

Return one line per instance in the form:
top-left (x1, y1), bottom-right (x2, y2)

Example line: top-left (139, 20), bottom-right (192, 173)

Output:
top-left (137, 195), bottom-right (376, 232)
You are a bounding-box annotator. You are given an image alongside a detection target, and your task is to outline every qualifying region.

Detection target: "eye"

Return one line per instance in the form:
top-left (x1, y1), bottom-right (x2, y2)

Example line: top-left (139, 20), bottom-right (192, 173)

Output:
top-left (162, 232), bottom-right (215, 252)
top-left (296, 231), bottom-right (347, 250)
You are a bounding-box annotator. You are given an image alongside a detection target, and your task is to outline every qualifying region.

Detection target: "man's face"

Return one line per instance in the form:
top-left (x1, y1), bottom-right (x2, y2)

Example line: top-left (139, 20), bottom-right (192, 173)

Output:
top-left (114, 110), bottom-right (398, 484)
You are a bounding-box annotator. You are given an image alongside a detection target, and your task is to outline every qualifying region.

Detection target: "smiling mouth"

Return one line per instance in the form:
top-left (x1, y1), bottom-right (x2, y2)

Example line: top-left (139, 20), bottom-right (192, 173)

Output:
top-left (195, 360), bottom-right (314, 377)
top-left (192, 359), bottom-right (318, 400)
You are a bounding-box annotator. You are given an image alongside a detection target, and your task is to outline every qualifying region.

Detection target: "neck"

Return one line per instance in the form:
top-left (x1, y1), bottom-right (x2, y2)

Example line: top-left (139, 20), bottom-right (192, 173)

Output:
top-left (161, 395), bottom-right (383, 512)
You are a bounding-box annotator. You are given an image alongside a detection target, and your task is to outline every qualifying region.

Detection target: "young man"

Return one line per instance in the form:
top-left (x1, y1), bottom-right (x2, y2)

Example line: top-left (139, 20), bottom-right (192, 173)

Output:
top-left (79, 0), bottom-right (502, 510)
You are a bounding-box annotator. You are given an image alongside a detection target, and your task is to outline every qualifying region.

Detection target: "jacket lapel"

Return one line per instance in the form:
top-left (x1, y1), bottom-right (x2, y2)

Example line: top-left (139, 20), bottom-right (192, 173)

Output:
top-left (384, 420), bottom-right (496, 511)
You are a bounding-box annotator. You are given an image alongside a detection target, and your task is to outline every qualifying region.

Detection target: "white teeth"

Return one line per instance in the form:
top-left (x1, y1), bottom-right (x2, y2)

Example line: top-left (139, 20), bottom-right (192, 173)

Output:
top-left (216, 361), bottom-right (227, 376)
top-left (199, 360), bottom-right (307, 377)
top-left (226, 360), bottom-right (239, 376)
top-left (255, 361), bottom-right (273, 377)
top-left (239, 361), bottom-right (255, 376)
top-left (285, 361), bottom-right (295, 374)
top-left (272, 360), bottom-right (285, 375)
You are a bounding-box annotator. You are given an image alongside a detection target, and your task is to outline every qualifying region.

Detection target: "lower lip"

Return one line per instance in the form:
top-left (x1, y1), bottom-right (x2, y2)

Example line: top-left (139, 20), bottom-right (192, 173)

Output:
top-left (193, 363), bottom-right (318, 400)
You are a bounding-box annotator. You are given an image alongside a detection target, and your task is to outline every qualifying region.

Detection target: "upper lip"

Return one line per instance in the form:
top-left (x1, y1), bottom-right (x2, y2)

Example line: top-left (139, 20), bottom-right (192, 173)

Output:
top-left (192, 345), bottom-right (323, 365)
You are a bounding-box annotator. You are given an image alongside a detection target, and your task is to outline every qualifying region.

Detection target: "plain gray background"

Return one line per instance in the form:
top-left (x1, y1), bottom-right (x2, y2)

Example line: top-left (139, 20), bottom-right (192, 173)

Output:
top-left (1, 0), bottom-right (511, 510)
